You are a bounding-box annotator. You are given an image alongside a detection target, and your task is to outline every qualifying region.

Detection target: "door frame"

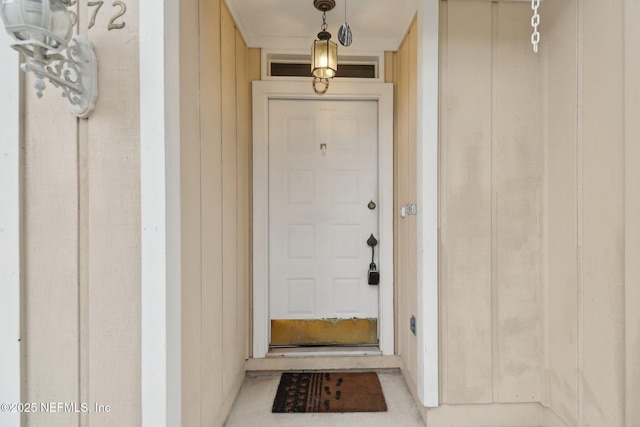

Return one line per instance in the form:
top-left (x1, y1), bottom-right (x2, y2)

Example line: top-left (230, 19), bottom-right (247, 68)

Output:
top-left (252, 81), bottom-right (394, 358)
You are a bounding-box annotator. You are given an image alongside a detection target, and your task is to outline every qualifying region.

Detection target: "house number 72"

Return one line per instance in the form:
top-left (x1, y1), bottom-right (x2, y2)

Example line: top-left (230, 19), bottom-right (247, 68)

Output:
top-left (88, 1), bottom-right (127, 30)
top-left (68, 1), bottom-right (128, 31)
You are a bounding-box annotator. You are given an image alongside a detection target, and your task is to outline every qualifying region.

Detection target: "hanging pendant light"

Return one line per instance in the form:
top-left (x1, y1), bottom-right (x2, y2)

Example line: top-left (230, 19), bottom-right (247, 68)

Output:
top-left (311, 0), bottom-right (337, 94)
top-left (311, 25), bottom-right (337, 79)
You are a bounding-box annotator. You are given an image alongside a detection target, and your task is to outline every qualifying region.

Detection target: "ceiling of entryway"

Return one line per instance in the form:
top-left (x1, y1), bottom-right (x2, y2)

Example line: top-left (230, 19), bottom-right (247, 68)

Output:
top-left (225, 0), bottom-right (418, 52)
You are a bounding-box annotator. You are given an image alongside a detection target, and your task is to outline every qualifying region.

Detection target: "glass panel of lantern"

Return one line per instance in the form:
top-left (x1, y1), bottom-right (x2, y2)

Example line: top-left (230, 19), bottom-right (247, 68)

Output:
top-left (311, 36), bottom-right (337, 79)
top-left (0, 0), bottom-right (72, 56)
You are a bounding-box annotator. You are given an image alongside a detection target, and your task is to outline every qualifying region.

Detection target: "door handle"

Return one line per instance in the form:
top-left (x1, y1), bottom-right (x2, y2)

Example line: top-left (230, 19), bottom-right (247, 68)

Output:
top-left (367, 234), bottom-right (380, 285)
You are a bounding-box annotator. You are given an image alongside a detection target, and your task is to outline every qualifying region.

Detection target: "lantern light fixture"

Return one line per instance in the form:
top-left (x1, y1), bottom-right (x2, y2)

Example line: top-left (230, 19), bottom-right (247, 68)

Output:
top-left (311, 0), bottom-right (337, 95)
top-left (0, 0), bottom-right (98, 118)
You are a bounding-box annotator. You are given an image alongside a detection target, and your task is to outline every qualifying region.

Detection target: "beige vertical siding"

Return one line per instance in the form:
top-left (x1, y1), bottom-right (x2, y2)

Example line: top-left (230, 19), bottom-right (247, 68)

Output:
top-left (543, 0), bottom-right (629, 425)
top-left (395, 1), bottom-right (543, 418)
top-left (542, 0), bottom-right (580, 424)
top-left (199, 0), bottom-right (223, 419)
top-left (579, 0), bottom-right (626, 424)
top-left (221, 3), bottom-right (240, 395)
top-left (624, 1), bottom-right (640, 425)
top-left (23, 1), bottom-right (141, 425)
top-left (492, 2), bottom-right (543, 403)
top-left (392, 16), bottom-right (419, 394)
top-left (441, 0), bottom-right (495, 403)
top-left (439, 0), bottom-right (543, 406)
top-left (235, 27), bottom-right (253, 373)
top-left (22, 0), bottom-right (255, 425)
top-left (180, 0), bottom-right (204, 425)
top-left (85, 0), bottom-right (142, 424)
top-left (23, 70), bottom-right (80, 427)
top-left (180, 1), bottom-right (258, 425)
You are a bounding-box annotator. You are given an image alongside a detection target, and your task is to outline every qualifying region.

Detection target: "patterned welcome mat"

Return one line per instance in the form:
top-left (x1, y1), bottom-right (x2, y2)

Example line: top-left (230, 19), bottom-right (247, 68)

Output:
top-left (272, 372), bottom-right (387, 413)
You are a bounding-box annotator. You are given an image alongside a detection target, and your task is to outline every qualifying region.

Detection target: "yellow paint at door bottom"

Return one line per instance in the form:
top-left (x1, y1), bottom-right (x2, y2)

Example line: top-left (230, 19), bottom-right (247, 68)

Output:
top-left (271, 318), bottom-right (378, 346)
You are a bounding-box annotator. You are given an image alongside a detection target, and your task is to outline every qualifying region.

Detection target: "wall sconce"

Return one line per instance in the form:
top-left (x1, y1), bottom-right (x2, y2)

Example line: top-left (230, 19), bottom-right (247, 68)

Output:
top-left (0, 0), bottom-right (98, 118)
top-left (311, 0), bottom-right (337, 95)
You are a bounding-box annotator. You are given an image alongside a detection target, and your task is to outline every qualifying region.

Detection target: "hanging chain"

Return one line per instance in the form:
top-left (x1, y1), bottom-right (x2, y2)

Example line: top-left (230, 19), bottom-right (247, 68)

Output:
top-left (531, 0), bottom-right (541, 53)
top-left (321, 11), bottom-right (328, 31)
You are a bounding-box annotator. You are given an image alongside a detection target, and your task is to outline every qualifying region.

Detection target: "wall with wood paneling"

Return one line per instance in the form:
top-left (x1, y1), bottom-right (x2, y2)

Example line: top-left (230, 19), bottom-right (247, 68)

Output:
top-left (624, 1), bottom-right (640, 424)
top-left (542, 0), bottom-right (639, 425)
top-left (180, 1), bottom-right (259, 425)
top-left (22, 2), bottom-right (141, 426)
top-left (393, 2), bottom-right (545, 424)
top-left (19, 0), bottom-right (257, 425)
top-left (390, 16), bottom-right (419, 399)
top-left (437, 0), bottom-right (543, 413)
top-left (391, 3), bottom-right (638, 424)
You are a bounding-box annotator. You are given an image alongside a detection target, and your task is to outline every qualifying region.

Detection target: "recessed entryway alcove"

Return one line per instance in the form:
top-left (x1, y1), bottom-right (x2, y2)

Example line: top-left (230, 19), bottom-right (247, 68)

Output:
top-left (251, 81), bottom-right (395, 358)
top-left (138, 0), bottom-right (440, 424)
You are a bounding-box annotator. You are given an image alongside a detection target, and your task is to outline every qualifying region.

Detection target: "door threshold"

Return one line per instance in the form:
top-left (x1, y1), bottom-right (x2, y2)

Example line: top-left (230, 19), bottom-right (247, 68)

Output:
top-left (246, 353), bottom-right (401, 372)
top-left (268, 346), bottom-right (382, 358)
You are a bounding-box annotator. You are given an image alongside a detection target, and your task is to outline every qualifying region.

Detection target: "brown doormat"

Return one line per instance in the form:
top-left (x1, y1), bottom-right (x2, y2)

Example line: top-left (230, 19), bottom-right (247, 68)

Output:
top-left (272, 372), bottom-right (387, 413)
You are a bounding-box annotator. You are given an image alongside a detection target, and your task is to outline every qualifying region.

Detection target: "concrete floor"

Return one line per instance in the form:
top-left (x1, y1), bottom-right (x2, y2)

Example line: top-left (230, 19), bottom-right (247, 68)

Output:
top-left (224, 370), bottom-right (426, 426)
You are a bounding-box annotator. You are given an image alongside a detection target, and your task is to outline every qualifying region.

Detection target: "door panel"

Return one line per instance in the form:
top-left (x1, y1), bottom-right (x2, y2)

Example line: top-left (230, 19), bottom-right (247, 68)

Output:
top-left (269, 99), bottom-right (379, 344)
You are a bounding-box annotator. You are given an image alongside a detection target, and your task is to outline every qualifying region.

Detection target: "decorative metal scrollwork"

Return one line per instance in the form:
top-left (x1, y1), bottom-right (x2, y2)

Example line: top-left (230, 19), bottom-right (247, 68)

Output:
top-left (45, 42), bottom-right (85, 104)
top-left (21, 36), bottom-right (98, 118)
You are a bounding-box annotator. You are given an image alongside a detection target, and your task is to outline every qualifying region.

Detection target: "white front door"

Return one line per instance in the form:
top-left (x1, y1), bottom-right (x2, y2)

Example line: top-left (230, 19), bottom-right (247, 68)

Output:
top-left (268, 99), bottom-right (380, 344)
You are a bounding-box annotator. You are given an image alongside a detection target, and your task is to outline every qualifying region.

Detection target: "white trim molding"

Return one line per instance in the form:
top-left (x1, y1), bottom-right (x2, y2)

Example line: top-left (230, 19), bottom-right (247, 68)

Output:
top-left (252, 80), bottom-right (395, 358)
top-left (260, 49), bottom-right (386, 83)
top-left (416, 0), bottom-right (440, 408)
top-left (140, 0), bottom-right (182, 425)
top-left (0, 29), bottom-right (22, 427)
